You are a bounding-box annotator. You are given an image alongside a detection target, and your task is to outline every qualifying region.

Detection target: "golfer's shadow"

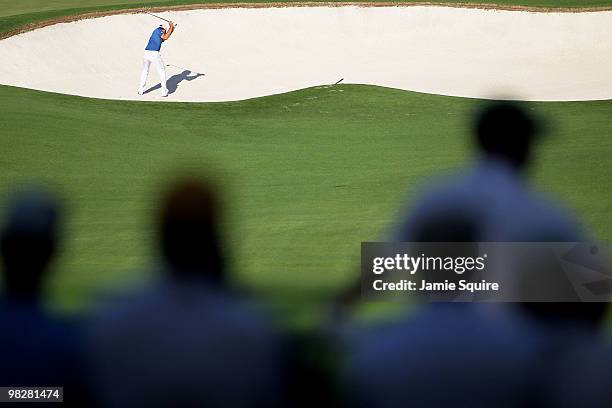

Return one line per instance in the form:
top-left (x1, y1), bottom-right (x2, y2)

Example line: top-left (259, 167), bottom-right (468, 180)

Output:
top-left (143, 69), bottom-right (205, 95)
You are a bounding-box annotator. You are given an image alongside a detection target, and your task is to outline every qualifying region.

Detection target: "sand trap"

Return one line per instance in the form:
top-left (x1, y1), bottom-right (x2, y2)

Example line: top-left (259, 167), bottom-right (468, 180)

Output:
top-left (1, 5), bottom-right (612, 102)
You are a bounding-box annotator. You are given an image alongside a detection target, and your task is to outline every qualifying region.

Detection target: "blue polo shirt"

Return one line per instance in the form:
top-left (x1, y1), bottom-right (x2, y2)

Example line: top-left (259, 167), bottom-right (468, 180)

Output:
top-left (145, 27), bottom-right (164, 51)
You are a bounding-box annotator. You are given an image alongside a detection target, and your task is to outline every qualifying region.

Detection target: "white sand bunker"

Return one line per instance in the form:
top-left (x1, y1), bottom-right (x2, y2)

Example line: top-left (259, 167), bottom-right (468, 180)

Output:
top-left (2, 6), bottom-right (612, 102)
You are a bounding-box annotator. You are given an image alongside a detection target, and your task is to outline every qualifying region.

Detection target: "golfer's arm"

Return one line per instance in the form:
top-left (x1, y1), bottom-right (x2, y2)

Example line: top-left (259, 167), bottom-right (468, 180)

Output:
top-left (161, 24), bottom-right (175, 40)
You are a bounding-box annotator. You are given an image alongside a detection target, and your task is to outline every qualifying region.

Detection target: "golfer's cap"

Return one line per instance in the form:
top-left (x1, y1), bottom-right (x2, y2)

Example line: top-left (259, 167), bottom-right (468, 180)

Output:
top-left (1, 188), bottom-right (60, 239)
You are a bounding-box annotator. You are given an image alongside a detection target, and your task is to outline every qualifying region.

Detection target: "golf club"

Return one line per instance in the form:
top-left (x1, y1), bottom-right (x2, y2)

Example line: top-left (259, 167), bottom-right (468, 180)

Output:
top-left (144, 11), bottom-right (178, 27)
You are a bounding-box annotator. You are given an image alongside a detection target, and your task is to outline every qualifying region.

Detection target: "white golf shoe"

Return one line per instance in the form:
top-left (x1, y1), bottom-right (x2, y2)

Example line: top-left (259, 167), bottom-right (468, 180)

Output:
top-left (161, 89), bottom-right (169, 97)
top-left (137, 88), bottom-right (144, 95)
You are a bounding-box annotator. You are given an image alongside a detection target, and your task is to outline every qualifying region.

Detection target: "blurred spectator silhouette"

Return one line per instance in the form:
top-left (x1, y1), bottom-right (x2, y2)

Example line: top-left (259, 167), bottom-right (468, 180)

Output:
top-left (88, 176), bottom-right (285, 407)
top-left (0, 188), bottom-right (86, 401)
top-left (341, 101), bottom-right (611, 407)
top-left (516, 248), bottom-right (611, 407)
top-left (335, 102), bottom-right (587, 313)
top-left (343, 214), bottom-right (540, 407)
top-left (396, 101), bottom-right (583, 242)
top-left (395, 101), bottom-right (608, 332)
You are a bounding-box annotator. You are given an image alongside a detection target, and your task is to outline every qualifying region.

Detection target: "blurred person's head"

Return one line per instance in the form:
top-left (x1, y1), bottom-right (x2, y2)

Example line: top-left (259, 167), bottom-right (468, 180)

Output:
top-left (159, 176), bottom-right (225, 282)
top-left (474, 101), bottom-right (539, 170)
top-left (0, 188), bottom-right (60, 301)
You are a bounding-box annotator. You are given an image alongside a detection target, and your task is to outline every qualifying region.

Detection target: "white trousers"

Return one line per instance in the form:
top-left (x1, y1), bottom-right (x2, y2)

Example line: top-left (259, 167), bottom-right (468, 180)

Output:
top-left (139, 50), bottom-right (167, 93)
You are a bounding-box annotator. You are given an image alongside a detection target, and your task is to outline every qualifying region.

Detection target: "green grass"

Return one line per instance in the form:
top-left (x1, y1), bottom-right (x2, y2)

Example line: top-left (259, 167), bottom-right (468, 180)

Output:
top-left (0, 85), bottom-right (470, 320)
top-left (1, 85), bottom-right (611, 324)
top-left (1, 1), bottom-right (612, 326)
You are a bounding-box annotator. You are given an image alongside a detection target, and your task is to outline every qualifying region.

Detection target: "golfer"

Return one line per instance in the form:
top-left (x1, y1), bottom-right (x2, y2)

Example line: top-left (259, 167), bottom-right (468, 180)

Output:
top-left (138, 21), bottom-right (175, 97)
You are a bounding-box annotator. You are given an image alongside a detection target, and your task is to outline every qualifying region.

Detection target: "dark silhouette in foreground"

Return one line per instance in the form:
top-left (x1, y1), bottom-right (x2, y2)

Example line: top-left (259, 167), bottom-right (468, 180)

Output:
top-left (397, 101), bottom-right (583, 242)
top-left (341, 101), bottom-right (611, 407)
top-left (335, 102), bottom-right (579, 311)
top-left (0, 188), bottom-right (86, 403)
top-left (343, 214), bottom-right (541, 408)
top-left (89, 176), bottom-right (285, 407)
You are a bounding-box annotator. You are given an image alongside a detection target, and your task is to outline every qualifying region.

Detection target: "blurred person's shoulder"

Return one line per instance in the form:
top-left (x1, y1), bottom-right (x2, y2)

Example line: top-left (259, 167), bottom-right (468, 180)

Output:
top-left (88, 276), bottom-right (279, 341)
top-left (541, 336), bottom-right (612, 408)
top-left (344, 304), bottom-right (541, 407)
top-left (393, 165), bottom-right (493, 241)
top-left (0, 296), bottom-right (80, 342)
top-left (0, 297), bottom-right (85, 387)
top-left (496, 183), bottom-right (585, 242)
top-left (348, 304), bottom-right (536, 357)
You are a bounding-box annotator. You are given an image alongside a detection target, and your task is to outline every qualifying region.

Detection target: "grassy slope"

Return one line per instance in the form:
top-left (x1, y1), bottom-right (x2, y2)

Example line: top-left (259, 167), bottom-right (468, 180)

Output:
top-left (1, 85), bottom-right (469, 318)
top-left (1, 85), bottom-right (611, 322)
top-left (1, 1), bottom-right (611, 323)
